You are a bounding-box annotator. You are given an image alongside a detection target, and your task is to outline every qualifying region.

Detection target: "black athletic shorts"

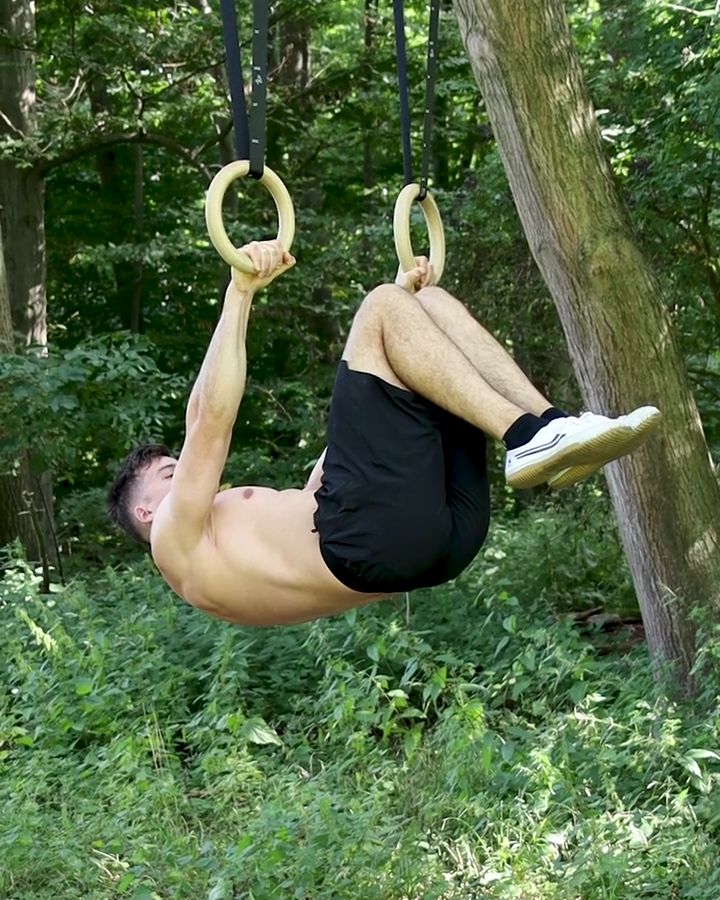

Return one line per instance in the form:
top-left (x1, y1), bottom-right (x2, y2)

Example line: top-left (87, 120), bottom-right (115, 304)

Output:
top-left (313, 361), bottom-right (491, 594)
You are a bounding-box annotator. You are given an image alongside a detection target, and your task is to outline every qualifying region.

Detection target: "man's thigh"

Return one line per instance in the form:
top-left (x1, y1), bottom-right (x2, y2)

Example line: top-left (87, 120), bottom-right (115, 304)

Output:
top-left (341, 285), bottom-right (407, 389)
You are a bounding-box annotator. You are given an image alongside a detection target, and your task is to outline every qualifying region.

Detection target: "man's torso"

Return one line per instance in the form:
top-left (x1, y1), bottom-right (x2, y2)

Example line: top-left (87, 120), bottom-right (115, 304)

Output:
top-left (151, 485), bottom-right (384, 625)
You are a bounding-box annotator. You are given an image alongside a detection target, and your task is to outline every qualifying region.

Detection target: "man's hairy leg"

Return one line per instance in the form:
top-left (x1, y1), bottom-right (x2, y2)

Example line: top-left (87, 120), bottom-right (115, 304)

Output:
top-left (415, 285), bottom-right (553, 416)
top-left (342, 284), bottom-right (535, 441)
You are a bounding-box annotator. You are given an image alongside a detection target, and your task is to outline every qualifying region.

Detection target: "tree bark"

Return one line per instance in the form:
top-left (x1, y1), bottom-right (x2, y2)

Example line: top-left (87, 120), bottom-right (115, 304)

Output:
top-left (454, 0), bottom-right (720, 692)
top-left (0, 217), bottom-right (40, 557)
top-left (0, 222), bottom-right (13, 354)
top-left (130, 144), bottom-right (144, 334)
top-left (362, 0), bottom-right (377, 193)
top-left (0, 0), bottom-right (51, 562)
top-left (0, 0), bottom-right (46, 348)
top-left (276, 16), bottom-right (310, 90)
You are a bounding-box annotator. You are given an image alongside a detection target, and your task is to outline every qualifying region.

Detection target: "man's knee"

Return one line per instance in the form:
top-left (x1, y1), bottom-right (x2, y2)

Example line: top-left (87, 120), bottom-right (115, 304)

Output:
top-left (343, 284), bottom-right (407, 386)
top-left (361, 282), bottom-right (407, 314)
top-left (416, 285), bottom-right (452, 304)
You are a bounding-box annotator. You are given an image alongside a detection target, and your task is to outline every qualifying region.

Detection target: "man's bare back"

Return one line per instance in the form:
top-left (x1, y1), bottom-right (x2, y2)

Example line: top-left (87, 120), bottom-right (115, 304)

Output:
top-left (151, 480), bottom-right (384, 626)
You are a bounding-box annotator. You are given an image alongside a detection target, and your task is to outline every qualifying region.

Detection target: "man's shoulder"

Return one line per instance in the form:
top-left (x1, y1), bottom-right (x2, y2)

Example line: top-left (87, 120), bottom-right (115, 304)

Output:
top-left (150, 495), bottom-right (210, 571)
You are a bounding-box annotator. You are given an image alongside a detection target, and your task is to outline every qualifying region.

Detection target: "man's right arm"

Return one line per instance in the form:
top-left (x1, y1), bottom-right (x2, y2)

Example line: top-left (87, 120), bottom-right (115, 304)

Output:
top-left (167, 242), bottom-right (295, 552)
top-left (161, 284), bottom-right (255, 555)
top-left (185, 241), bottom-right (295, 433)
top-left (184, 281), bottom-right (253, 435)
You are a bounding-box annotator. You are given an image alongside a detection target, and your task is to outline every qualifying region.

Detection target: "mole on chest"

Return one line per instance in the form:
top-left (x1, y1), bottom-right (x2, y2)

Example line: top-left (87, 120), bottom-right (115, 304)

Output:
top-left (243, 488), bottom-right (254, 499)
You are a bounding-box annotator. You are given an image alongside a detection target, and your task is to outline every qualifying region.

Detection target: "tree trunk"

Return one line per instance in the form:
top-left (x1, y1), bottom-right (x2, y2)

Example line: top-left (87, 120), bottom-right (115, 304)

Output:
top-left (362, 0), bottom-right (377, 193)
top-left (0, 223), bottom-right (13, 354)
top-left (0, 218), bottom-right (41, 558)
top-left (276, 16), bottom-right (310, 90)
top-left (454, 0), bottom-right (720, 693)
top-left (0, 0), bottom-right (46, 348)
top-left (87, 73), bottom-right (139, 330)
top-left (130, 144), bottom-right (144, 334)
top-left (0, 0), bottom-right (52, 563)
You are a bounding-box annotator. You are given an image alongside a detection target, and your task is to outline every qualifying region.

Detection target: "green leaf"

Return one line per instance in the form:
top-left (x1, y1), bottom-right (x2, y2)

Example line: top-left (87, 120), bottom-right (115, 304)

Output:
top-left (130, 887), bottom-right (154, 900)
top-left (569, 682), bottom-right (587, 705)
top-left (117, 873), bottom-right (135, 892)
top-left (240, 717), bottom-right (282, 746)
top-left (74, 678), bottom-right (93, 696)
top-left (687, 748), bottom-right (720, 761)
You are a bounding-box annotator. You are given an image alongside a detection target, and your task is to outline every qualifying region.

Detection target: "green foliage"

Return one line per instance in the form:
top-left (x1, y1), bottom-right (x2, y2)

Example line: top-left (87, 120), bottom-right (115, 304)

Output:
top-left (3, 0), bottom-right (715, 555)
top-left (2, 3), bottom-right (720, 892)
top-left (2, 507), bottom-right (720, 899)
top-left (0, 335), bottom-right (186, 485)
top-left (571, 0), bottom-right (720, 334)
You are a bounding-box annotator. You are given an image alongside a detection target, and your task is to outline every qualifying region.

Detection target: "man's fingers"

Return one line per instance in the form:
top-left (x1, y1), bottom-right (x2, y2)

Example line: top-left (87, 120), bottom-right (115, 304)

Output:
top-left (248, 241), bottom-right (269, 276)
top-left (411, 256), bottom-right (434, 289)
top-left (264, 244), bottom-right (280, 277)
top-left (241, 240), bottom-right (289, 277)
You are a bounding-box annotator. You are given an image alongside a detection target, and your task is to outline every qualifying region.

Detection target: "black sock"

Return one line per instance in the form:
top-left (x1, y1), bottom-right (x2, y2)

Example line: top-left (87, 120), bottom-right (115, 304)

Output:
top-left (502, 413), bottom-right (549, 450)
top-left (541, 406), bottom-right (569, 421)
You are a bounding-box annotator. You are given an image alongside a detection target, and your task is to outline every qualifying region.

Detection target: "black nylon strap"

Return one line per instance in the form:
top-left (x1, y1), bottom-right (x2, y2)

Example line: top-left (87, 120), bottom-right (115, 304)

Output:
top-left (220, 0), bottom-right (250, 160)
top-left (393, 0), bottom-right (440, 200)
top-left (419, 0), bottom-right (440, 200)
top-left (393, 0), bottom-right (413, 187)
top-left (218, 0), bottom-right (268, 178)
top-left (249, 0), bottom-right (268, 178)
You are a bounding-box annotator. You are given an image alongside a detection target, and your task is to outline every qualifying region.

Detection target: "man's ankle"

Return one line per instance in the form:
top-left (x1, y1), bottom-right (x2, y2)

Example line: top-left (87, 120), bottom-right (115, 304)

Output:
top-left (541, 406), bottom-right (569, 421)
top-left (503, 413), bottom-right (548, 450)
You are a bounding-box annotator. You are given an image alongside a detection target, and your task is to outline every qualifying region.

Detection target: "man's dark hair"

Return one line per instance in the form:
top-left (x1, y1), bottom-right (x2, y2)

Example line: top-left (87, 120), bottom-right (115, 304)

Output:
top-left (107, 443), bottom-right (172, 543)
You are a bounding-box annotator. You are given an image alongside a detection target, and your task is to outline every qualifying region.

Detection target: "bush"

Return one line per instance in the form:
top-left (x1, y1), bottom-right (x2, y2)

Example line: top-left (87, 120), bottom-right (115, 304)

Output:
top-left (2, 507), bottom-right (719, 899)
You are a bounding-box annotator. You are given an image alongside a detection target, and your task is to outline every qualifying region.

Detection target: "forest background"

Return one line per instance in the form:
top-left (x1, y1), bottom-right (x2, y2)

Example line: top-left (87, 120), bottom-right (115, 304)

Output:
top-left (1, 0), bottom-right (720, 897)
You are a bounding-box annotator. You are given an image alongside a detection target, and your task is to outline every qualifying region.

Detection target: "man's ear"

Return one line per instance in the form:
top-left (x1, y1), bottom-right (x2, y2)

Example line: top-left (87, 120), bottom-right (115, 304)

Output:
top-left (135, 505), bottom-right (153, 524)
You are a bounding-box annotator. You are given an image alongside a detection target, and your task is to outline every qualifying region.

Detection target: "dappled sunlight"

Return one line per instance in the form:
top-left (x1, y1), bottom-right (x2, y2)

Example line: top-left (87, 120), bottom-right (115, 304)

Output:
top-left (686, 526), bottom-right (720, 570)
top-left (20, 85), bottom-right (36, 124)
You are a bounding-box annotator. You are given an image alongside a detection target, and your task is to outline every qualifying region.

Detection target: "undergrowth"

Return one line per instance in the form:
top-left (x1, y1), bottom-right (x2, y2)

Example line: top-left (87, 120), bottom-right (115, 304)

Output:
top-left (1, 501), bottom-right (719, 899)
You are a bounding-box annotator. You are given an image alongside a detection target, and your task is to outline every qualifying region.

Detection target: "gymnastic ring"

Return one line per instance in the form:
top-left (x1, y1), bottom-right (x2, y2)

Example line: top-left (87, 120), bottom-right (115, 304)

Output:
top-left (393, 183), bottom-right (445, 287)
top-left (205, 161), bottom-right (296, 274)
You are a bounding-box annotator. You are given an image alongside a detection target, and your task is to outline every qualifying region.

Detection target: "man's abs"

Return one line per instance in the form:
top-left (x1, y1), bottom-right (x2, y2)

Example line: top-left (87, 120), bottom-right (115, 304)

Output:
top-left (155, 485), bottom-right (384, 626)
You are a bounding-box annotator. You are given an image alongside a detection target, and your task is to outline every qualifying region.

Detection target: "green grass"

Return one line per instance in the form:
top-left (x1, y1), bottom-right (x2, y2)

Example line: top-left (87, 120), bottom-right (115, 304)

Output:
top-left (2, 501), bottom-right (720, 899)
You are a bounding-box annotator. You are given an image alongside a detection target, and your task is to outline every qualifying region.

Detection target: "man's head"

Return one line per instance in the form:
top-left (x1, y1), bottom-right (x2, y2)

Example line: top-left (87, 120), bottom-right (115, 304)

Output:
top-left (107, 443), bottom-right (176, 543)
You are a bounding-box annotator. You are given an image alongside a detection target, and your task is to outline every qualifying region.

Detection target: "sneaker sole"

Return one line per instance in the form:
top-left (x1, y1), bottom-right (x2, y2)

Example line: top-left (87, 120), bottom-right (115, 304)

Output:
top-left (546, 463), bottom-right (598, 490)
top-left (547, 409), bottom-right (661, 490)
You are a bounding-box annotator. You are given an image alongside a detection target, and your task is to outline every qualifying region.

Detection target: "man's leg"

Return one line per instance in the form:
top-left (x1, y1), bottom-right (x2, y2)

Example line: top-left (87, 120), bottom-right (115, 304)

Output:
top-left (413, 285), bottom-right (659, 487)
top-left (342, 283), bottom-right (536, 441)
top-left (343, 283), bottom-right (660, 488)
top-left (414, 285), bottom-right (555, 415)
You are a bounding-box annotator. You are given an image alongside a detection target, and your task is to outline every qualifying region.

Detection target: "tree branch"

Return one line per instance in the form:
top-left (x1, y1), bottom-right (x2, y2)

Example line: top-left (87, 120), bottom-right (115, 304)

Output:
top-left (38, 131), bottom-right (212, 181)
top-left (0, 109), bottom-right (27, 139)
top-left (660, 2), bottom-right (718, 17)
top-left (194, 118), bottom-right (234, 160)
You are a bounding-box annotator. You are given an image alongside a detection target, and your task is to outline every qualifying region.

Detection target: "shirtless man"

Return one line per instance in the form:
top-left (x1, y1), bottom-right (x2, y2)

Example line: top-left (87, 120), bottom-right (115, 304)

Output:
top-left (107, 240), bottom-right (660, 626)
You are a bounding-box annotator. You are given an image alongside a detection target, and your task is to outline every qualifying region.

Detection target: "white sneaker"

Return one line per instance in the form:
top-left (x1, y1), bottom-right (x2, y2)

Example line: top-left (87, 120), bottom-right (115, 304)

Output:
top-left (506, 407), bottom-right (661, 490)
top-left (546, 407), bottom-right (662, 490)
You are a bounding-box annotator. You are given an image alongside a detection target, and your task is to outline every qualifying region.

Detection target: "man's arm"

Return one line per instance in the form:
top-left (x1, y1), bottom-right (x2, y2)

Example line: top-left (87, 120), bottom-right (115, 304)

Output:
top-left (163, 283), bottom-right (253, 551)
top-left (184, 281), bottom-right (253, 434)
top-left (160, 241), bottom-right (295, 552)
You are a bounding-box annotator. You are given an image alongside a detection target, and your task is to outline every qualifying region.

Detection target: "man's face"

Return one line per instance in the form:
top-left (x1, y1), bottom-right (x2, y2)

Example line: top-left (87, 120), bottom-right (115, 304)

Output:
top-left (133, 455), bottom-right (177, 528)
